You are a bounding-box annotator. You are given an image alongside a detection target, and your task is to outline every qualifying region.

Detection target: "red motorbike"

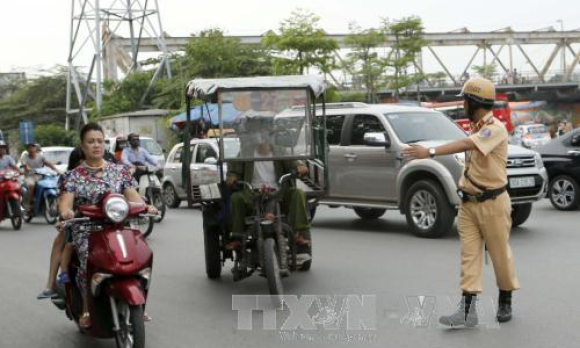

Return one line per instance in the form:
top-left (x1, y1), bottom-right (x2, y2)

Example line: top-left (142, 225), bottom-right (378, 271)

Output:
top-left (0, 168), bottom-right (23, 230)
top-left (52, 193), bottom-right (154, 348)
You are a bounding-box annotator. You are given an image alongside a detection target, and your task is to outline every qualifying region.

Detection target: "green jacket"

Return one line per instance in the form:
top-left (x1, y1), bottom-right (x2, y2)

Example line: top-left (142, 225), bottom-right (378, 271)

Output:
top-left (227, 159), bottom-right (299, 183)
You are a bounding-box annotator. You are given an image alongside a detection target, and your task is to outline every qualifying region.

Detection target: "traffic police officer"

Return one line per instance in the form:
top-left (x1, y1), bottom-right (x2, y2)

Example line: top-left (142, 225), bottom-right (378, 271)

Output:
top-left (403, 77), bottom-right (519, 327)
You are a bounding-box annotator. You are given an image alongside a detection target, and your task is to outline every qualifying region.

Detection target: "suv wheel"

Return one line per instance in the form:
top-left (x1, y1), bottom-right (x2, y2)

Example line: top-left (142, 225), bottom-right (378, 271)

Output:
top-left (353, 208), bottom-right (386, 220)
top-left (164, 183), bottom-right (181, 208)
top-left (511, 203), bottom-right (532, 227)
top-left (549, 175), bottom-right (579, 211)
top-left (405, 180), bottom-right (454, 238)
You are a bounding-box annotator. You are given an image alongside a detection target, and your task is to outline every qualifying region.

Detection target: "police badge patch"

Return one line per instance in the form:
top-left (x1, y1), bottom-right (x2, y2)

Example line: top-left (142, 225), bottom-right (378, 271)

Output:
top-left (479, 129), bottom-right (492, 138)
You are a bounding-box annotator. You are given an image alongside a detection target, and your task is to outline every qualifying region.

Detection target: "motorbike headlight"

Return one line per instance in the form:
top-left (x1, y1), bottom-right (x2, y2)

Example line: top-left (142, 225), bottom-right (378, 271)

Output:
top-left (103, 195), bottom-right (130, 223)
top-left (535, 152), bottom-right (544, 169)
top-left (3, 172), bottom-right (14, 180)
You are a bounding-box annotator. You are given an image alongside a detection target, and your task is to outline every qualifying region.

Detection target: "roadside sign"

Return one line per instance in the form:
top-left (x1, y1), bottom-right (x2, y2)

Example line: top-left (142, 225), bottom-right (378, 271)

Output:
top-left (20, 121), bottom-right (34, 144)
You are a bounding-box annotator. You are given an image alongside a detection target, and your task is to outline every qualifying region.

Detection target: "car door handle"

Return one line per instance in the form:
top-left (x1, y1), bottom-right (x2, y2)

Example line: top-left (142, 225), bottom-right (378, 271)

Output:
top-left (344, 153), bottom-right (357, 160)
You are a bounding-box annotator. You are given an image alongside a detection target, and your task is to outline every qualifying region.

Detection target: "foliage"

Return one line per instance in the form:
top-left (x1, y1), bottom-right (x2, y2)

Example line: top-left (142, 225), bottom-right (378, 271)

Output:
top-left (383, 16), bottom-right (427, 98)
top-left (33, 124), bottom-right (78, 147)
top-left (150, 29), bottom-right (273, 111)
top-left (343, 23), bottom-right (386, 103)
top-left (0, 72), bottom-right (69, 135)
top-left (262, 9), bottom-right (338, 75)
top-left (471, 64), bottom-right (498, 80)
top-left (336, 91), bottom-right (368, 103)
top-left (99, 70), bottom-right (157, 116)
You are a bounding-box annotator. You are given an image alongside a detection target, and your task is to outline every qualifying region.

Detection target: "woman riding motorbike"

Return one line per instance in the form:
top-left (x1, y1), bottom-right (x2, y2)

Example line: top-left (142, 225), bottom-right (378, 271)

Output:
top-left (57, 123), bottom-right (157, 329)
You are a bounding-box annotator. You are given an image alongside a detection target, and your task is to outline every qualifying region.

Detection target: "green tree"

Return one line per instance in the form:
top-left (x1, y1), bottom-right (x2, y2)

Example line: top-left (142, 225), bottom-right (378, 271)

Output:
top-left (0, 71), bottom-right (69, 134)
top-left (343, 23), bottom-right (386, 103)
top-left (383, 17), bottom-right (427, 99)
top-left (471, 64), bottom-right (497, 80)
top-left (33, 124), bottom-right (78, 147)
top-left (262, 9), bottom-right (338, 75)
top-left (99, 70), bottom-right (157, 117)
top-left (151, 29), bottom-right (273, 110)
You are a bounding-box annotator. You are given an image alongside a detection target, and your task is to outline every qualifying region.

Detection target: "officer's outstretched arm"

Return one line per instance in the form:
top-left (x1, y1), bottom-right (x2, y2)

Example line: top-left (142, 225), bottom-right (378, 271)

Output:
top-left (403, 138), bottom-right (476, 160)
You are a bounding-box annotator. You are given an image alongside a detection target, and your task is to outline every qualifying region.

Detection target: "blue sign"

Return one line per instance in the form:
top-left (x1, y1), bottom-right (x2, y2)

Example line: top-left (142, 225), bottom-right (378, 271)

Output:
top-left (20, 121), bottom-right (34, 144)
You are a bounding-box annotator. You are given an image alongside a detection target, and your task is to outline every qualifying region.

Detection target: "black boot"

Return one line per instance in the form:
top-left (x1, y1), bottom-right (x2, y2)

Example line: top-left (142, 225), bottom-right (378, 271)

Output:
top-left (496, 290), bottom-right (512, 322)
top-left (439, 293), bottom-right (478, 327)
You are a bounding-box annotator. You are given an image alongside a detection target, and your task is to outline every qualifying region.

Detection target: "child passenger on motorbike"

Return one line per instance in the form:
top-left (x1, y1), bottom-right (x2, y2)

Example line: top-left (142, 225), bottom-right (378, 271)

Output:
top-left (57, 123), bottom-right (157, 329)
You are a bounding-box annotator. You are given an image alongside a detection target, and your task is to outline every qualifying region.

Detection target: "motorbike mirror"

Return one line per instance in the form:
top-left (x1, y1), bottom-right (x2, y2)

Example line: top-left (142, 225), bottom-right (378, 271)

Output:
top-left (204, 157), bottom-right (218, 165)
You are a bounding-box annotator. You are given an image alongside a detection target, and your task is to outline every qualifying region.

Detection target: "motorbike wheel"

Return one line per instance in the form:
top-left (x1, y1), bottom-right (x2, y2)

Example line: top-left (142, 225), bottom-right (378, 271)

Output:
top-left (203, 223), bottom-right (222, 279)
top-left (152, 192), bottom-right (166, 223)
top-left (264, 238), bottom-right (284, 302)
top-left (44, 196), bottom-right (57, 225)
top-left (8, 198), bottom-right (22, 230)
top-left (115, 304), bottom-right (145, 348)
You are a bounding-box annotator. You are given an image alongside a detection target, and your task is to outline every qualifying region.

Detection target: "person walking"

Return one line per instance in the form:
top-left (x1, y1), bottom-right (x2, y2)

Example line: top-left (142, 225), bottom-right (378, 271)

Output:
top-left (403, 77), bottom-right (520, 327)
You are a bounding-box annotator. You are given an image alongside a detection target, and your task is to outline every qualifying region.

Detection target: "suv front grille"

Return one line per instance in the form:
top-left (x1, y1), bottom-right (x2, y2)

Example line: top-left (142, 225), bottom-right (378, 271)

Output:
top-left (507, 156), bottom-right (536, 168)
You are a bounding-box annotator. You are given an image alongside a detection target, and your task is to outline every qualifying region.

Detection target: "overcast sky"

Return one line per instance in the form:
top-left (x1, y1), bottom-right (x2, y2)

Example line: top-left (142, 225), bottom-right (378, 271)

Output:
top-left (1, 0), bottom-right (579, 75)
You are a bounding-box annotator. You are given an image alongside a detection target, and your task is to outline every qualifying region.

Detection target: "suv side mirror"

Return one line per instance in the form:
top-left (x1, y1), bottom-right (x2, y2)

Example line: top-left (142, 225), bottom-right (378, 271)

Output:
top-left (571, 134), bottom-right (580, 146)
top-left (204, 157), bottom-right (218, 165)
top-left (363, 132), bottom-right (391, 148)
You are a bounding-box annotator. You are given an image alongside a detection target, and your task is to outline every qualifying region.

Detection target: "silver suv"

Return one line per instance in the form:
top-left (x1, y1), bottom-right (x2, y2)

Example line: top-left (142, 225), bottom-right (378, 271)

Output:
top-left (305, 102), bottom-right (547, 238)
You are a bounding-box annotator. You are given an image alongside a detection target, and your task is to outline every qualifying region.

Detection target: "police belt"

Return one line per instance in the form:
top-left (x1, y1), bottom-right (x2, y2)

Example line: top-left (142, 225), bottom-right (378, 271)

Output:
top-left (457, 186), bottom-right (507, 203)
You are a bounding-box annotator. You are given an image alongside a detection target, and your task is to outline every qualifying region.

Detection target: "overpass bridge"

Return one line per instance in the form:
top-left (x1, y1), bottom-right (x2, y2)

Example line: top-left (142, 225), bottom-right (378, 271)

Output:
top-left (107, 28), bottom-right (580, 102)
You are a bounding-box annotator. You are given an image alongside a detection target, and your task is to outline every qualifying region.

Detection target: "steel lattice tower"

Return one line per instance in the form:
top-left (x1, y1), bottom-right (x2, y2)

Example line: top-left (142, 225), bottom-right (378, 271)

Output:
top-left (66, 0), bottom-right (171, 129)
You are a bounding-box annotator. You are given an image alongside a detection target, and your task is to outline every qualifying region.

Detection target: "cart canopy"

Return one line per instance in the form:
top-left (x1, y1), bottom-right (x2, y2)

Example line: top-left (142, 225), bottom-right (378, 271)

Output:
top-left (186, 75), bottom-right (326, 100)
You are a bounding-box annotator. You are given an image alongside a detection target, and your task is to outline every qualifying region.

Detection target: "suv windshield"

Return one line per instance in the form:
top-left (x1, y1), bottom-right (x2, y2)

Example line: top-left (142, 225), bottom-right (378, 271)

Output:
top-left (140, 138), bottom-right (163, 156)
top-left (384, 111), bottom-right (466, 143)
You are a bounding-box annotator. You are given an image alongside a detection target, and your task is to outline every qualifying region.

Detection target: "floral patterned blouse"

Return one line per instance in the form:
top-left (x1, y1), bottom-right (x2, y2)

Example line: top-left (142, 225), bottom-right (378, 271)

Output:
top-left (60, 161), bottom-right (136, 206)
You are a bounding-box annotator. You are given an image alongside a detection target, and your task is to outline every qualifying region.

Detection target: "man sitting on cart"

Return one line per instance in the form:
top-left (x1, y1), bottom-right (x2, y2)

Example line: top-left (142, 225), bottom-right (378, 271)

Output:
top-left (225, 117), bottom-right (312, 264)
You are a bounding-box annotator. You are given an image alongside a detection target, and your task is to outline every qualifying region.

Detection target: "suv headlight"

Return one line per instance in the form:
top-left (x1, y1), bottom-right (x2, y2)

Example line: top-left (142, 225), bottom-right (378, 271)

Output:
top-left (534, 152), bottom-right (544, 169)
top-left (103, 195), bottom-right (130, 223)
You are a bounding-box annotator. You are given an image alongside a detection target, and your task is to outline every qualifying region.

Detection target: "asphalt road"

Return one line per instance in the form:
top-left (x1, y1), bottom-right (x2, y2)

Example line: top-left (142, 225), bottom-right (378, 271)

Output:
top-left (0, 199), bottom-right (577, 348)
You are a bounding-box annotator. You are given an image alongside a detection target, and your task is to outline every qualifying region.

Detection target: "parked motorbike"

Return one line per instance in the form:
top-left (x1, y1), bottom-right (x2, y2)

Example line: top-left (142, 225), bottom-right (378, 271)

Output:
top-left (22, 167), bottom-right (59, 224)
top-left (51, 193), bottom-right (154, 348)
top-left (0, 169), bottom-right (23, 230)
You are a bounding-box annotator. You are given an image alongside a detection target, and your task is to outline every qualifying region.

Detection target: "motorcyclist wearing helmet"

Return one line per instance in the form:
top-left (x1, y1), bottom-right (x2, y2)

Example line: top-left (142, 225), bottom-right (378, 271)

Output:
top-left (0, 140), bottom-right (18, 171)
top-left (403, 77), bottom-right (519, 326)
